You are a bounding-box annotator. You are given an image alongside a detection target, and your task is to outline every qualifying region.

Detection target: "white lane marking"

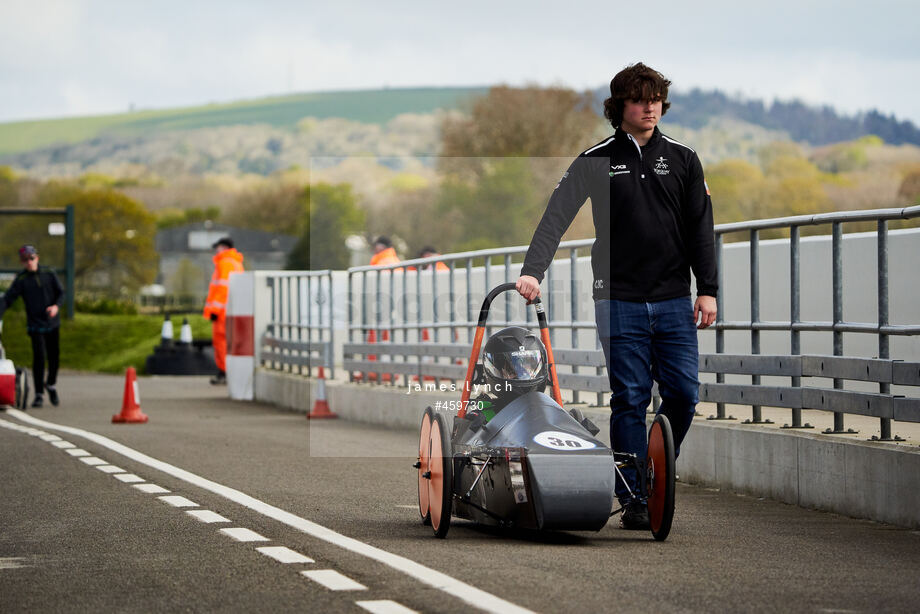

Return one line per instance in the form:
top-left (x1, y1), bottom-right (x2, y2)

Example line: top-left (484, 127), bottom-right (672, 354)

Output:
top-left (302, 569), bottom-right (366, 591)
top-left (52, 441), bottom-right (76, 449)
top-left (0, 557), bottom-right (30, 570)
top-left (79, 457), bottom-right (107, 466)
top-left (39, 434), bottom-right (62, 441)
top-left (3, 411), bottom-right (536, 614)
top-left (66, 448), bottom-right (91, 457)
top-left (96, 465), bottom-right (125, 474)
top-left (356, 600), bottom-right (419, 614)
top-left (186, 510), bottom-right (231, 524)
top-left (220, 528), bottom-right (269, 542)
top-left (395, 505), bottom-right (417, 509)
top-left (255, 546), bottom-right (314, 564)
top-left (158, 495), bottom-right (198, 508)
top-left (113, 473), bottom-right (145, 483)
top-left (134, 483), bottom-right (170, 494)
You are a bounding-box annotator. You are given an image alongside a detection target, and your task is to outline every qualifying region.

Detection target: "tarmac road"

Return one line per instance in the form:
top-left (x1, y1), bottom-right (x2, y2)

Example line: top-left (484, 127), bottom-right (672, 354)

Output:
top-left (1, 374), bottom-right (918, 613)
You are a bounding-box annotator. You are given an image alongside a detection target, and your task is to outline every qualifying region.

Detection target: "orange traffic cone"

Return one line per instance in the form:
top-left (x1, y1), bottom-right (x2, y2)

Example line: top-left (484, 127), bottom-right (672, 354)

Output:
top-left (112, 367), bottom-right (148, 423)
top-left (307, 364), bottom-right (338, 419)
top-left (379, 329), bottom-right (393, 383)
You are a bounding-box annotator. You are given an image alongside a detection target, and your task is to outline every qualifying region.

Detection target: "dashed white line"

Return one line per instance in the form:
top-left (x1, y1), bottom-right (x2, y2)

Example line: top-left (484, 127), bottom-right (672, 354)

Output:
top-left (113, 473), bottom-right (145, 483)
top-left (255, 546), bottom-right (314, 564)
top-left (186, 510), bottom-right (231, 524)
top-left (2, 411), bottom-right (536, 614)
top-left (96, 465), bottom-right (125, 474)
top-left (66, 448), bottom-right (91, 457)
top-left (301, 569), bottom-right (367, 591)
top-left (158, 495), bottom-right (198, 508)
top-left (51, 440), bottom-right (76, 449)
top-left (79, 456), bottom-right (107, 466)
top-left (220, 527), bottom-right (270, 542)
top-left (356, 600), bottom-right (419, 614)
top-left (133, 483), bottom-right (170, 494)
top-left (39, 434), bottom-right (62, 442)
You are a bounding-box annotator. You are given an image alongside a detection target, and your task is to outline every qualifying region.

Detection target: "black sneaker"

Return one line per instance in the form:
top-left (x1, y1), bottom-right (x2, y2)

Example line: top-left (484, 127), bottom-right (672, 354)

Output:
top-left (209, 371), bottom-right (226, 385)
top-left (46, 386), bottom-right (59, 406)
top-left (620, 500), bottom-right (651, 530)
top-left (31, 394), bottom-right (44, 409)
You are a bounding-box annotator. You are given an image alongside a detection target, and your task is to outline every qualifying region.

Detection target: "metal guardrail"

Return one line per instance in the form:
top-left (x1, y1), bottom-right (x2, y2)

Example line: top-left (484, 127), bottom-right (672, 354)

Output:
top-left (261, 270), bottom-right (334, 379)
top-left (343, 204), bottom-right (919, 440)
top-left (347, 239), bottom-right (604, 404)
top-left (710, 204), bottom-right (920, 439)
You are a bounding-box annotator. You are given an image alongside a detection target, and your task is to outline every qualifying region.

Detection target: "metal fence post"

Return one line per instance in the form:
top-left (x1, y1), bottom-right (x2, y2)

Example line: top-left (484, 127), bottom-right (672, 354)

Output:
top-left (709, 233), bottom-right (733, 420)
top-left (826, 222), bottom-right (854, 434)
top-left (784, 226), bottom-right (811, 429)
top-left (874, 221), bottom-right (900, 440)
top-left (746, 229), bottom-right (770, 424)
top-left (570, 248), bottom-right (580, 405)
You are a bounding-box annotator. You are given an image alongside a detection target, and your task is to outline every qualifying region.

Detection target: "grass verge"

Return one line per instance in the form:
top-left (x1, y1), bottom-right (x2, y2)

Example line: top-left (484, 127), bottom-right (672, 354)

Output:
top-left (0, 306), bottom-right (212, 375)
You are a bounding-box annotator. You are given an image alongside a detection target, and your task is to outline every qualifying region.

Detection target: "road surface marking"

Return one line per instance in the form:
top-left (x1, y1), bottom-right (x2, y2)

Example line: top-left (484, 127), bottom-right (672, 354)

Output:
top-left (186, 510), bottom-right (231, 524)
top-left (256, 546), bottom-right (314, 564)
top-left (96, 465), bottom-right (125, 474)
top-left (39, 434), bottom-right (62, 441)
top-left (356, 600), bottom-right (419, 614)
top-left (159, 495), bottom-right (198, 508)
top-left (51, 441), bottom-right (76, 449)
top-left (220, 528), bottom-right (270, 542)
top-left (3, 411), bottom-right (537, 614)
top-left (302, 569), bottom-right (366, 591)
top-left (113, 473), bottom-right (145, 483)
top-left (0, 557), bottom-right (30, 570)
top-left (133, 483), bottom-right (170, 494)
top-left (395, 505), bottom-right (417, 509)
top-left (79, 457), bottom-right (107, 466)
top-left (66, 448), bottom-right (91, 457)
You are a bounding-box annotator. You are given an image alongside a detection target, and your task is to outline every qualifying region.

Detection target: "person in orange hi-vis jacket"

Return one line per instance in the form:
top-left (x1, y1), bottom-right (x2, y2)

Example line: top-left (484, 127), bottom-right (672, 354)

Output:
top-left (369, 236), bottom-right (400, 267)
top-left (203, 237), bottom-right (244, 385)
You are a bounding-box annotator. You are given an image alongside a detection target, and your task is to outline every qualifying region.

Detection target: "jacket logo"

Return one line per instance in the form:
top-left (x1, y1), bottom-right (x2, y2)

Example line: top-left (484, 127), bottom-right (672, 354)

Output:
top-left (554, 171), bottom-right (569, 190)
top-left (609, 164), bottom-right (629, 177)
top-left (654, 157), bottom-right (669, 176)
top-left (594, 279), bottom-right (604, 289)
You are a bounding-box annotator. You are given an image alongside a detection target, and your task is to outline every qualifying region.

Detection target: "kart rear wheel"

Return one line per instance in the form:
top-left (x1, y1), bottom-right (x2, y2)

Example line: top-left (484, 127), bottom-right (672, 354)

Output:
top-left (417, 407), bottom-right (433, 525)
top-left (15, 367), bottom-right (28, 410)
top-left (427, 412), bottom-right (452, 538)
top-left (647, 414), bottom-right (675, 541)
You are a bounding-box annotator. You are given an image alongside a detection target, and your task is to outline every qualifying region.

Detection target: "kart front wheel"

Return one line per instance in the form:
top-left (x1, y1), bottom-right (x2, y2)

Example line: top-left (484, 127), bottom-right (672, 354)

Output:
top-left (647, 414), bottom-right (675, 541)
top-left (427, 412), bottom-right (453, 538)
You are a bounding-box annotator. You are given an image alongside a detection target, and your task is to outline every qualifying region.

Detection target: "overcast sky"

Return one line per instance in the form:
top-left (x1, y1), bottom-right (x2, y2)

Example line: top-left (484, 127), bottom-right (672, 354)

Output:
top-left (2, 0), bottom-right (919, 125)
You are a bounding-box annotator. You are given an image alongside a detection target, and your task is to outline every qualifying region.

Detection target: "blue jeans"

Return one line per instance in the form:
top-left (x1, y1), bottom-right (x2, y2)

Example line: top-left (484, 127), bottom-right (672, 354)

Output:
top-left (595, 296), bottom-right (700, 502)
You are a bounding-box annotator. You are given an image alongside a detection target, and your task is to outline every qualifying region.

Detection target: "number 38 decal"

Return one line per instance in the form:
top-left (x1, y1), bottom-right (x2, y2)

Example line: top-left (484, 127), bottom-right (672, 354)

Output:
top-left (533, 431), bottom-right (596, 451)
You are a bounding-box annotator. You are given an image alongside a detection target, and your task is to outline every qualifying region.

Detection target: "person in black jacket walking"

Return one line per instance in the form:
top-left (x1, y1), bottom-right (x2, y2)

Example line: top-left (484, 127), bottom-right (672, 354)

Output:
top-left (516, 63), bottom-right (717, 529)
top-left (0, 245), bottom-right (64, 408)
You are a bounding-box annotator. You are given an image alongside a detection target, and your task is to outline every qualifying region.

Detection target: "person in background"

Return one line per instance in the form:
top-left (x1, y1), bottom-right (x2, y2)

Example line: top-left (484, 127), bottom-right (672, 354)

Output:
top-left (369, 236), bottom-right (401, 266)
top-left (0, 245), bottom-right (64, 408)
top-left (418, 246), bottom-right (449, 271)
top-left (203, 237), bottom-right (244, 385)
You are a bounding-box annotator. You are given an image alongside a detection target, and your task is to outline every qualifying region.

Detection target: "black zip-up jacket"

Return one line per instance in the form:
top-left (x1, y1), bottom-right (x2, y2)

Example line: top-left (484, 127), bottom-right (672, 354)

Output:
top-left (0, 266), bottom-right (64, 332)
top-left (521, 126), bottom-right (718, 301)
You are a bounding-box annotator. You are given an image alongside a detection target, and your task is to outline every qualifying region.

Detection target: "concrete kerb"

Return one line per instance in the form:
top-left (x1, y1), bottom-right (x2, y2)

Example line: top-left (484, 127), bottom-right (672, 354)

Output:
top-left (254, 368), bottom-right (920, 528)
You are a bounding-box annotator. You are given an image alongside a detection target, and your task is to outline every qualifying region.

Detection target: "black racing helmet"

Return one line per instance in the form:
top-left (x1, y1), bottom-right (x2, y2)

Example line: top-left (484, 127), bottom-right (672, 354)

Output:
top-left (482, 326), bottom-right (548, 400)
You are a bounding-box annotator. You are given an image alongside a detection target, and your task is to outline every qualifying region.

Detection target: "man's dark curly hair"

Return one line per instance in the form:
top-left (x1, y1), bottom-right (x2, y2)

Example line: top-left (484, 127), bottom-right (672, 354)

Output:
top-left (603, 62), bottom-right (672, 128)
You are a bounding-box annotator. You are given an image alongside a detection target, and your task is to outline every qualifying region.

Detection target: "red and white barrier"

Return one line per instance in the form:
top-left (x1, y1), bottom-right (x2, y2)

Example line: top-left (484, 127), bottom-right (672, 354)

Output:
top-left (226, 272), bottom-right (255, 400)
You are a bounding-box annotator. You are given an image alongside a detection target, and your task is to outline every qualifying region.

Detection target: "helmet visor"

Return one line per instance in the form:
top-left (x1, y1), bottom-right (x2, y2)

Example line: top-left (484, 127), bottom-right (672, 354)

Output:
top-left (483, 349), bottom-right (543, 381)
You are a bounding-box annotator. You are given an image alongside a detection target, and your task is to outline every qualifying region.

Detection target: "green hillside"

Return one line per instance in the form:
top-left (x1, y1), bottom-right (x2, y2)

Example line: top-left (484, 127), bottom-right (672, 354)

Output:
top-left (0, 86), bottom-right (486, 156)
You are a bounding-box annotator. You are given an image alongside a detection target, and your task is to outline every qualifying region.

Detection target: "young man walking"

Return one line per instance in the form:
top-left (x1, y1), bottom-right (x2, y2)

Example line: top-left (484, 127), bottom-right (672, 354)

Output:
top-left (0, 245), bottom-right (64, 408)
top-left (517, 63), bottom-right (717, 529)
top-left (203, 237), bottom-right (244, 385)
